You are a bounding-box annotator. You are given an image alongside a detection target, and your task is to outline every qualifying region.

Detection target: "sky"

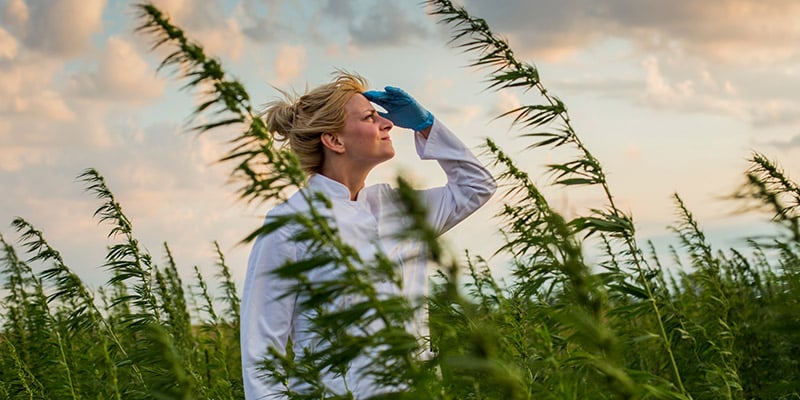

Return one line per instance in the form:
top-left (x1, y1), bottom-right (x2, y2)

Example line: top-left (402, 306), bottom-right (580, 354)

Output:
top-left (2, 0), bottom-right (800, 294)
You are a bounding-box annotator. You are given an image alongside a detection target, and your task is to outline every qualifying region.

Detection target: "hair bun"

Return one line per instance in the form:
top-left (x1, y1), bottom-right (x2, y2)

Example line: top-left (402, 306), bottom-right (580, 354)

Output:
top-left (261, 99), bottom-right (296, 142)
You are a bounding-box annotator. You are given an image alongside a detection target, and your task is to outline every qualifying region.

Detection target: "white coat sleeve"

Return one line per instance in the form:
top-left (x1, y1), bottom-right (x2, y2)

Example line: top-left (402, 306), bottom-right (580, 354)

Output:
top-left (413, 118), bottom-right (497, 235)
top-left (240, 222), bottom-right (298, 400)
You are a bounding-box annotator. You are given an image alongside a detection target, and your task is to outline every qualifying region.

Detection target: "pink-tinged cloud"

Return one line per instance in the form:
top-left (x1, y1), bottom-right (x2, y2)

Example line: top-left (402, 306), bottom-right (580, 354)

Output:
top-left (0, 55), bottom-right (74, 121)
top-left (10, 0), bottom-right (106, 58)
top-left (624, 144), bottom-right (641, 161)
top-left (491, 91), bottom-right (522, 118)
top-left (148, 0), bottom-right (244, 60)
top-left (67, 36), bottom-right (166, 103)
top-left (11, 89), bottom-right (75, 121)
top-left (0, 27), bottom-right (18, 60)
top-left (274, 45), bottom-right (307, 84)
top-left (642, 57), bottom-right (695, 105)
top-left (1, 0), bottom-right (29, 33)
top-left (638, 56), bottom-right (800, 127)
top-left (0, 146), bottom-right (53, 172)
top-left (751, 101), bottom-right (800, 127)
top-left (465, 0), bottom-right (800, 65)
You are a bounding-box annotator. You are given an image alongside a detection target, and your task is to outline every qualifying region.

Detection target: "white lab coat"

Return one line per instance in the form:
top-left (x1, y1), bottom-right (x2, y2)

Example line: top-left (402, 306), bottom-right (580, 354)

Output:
top-left (240, 119), bottom-right (496, 399)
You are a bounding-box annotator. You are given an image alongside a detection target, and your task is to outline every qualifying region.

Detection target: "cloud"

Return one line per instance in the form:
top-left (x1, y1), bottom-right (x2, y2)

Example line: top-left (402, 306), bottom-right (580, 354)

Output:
top-left (445, 105), bottom-right (481, 126)
top-left (196, 18), bottom-right (246, 60)
top-left (0, 27), bottom-right (18, 60)
top-left (8, 0), bottom-right (106, 58)
top-left (0, 54), bottom-right (74, 122)
top-left (0, 29), bottom-right (168, 172)
top-left (750, 102), bottom-right (800, 127)
top-left (149, 0), bottom-right (245, 60)
top-left (760, 132), bottom-right (800, 151)
top-left (11, 88), bottom-right (75, 122)
top-left (490, 91), bottom-right (522, 118)
top-left (0, 115), bottom-right (251, 287)
top-left (304, 1), bottom-right (431, 49)
top-left (634, 56), bottom-right (800, 127)
top-left (0, 40), bottom-right (154, 171)
top-left (556, 76), bottom-right (640, 100)
top-left (463, 0), bottom-right (800, 65)
top-left (624, 144), bottom-right (641, 161)
top-left (322, 0), bottom-right (353, 18)
top-left (237, 0), bottom-right (286, 43)
top-left (347, 2), bottom-right (430, 47)
top-left (273, 45), bottom-right (307, 84)
top-left (1, 0), bottom-right (29, 31)
top-left (406, 77), bottom-right (482, 127)
top-left (450, 1), bottom-right (800, 128)
top-left (159, 1), bottom-right (433, 54)
top-left (149, 0), bottom-right (221, 31)
top-left (630, 1), bottom-right (800, 64)
top-left (67, 36), bottom-right (166, 103)
top-left (0, 146), bottom-right (54, 172)
top-left (642, 56), bottom-right (695, 106)
top-left (459, 0), bottom-right (608, 62)
top-left (450, 0), bottom-right (800, 131)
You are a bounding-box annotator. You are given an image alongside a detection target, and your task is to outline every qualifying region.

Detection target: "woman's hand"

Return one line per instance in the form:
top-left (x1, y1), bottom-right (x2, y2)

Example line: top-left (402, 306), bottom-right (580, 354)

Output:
top-left (363, 86), bottom-right (434, 132)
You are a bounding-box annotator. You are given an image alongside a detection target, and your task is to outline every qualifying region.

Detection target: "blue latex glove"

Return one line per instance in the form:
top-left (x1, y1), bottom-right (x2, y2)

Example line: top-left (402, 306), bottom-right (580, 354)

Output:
top-left (363, 86), bottom-right (434, 132)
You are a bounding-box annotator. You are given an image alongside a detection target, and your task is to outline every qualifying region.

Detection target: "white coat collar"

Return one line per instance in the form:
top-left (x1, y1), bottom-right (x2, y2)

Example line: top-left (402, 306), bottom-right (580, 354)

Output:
top-left (307, 173), bottom-right (356, 201)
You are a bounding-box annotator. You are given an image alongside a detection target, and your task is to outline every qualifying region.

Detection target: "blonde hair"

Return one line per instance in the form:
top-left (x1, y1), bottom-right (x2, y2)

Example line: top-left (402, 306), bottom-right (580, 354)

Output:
top-left (261, 72), bottom-right (368, 174)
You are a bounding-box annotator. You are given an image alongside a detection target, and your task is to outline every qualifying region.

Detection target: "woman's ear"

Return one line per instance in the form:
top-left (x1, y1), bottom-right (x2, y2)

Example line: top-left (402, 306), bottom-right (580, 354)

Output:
top-left (321, 132), bottom-right (345, 154)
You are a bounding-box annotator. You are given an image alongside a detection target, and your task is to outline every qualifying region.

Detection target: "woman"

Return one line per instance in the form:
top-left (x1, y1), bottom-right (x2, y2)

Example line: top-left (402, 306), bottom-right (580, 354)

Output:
top-left (240, 72), bottom-right (496, 399)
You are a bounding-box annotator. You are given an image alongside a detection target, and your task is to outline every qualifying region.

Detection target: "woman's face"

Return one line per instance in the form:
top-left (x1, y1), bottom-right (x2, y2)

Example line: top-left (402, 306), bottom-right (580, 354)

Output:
top-left (338, 92), bottom-right (395, 168)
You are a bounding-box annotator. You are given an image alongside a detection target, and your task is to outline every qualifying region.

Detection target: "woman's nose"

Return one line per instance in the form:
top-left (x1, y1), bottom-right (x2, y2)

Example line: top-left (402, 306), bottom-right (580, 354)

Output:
top-left (379, 114), bottom-right (393, 130)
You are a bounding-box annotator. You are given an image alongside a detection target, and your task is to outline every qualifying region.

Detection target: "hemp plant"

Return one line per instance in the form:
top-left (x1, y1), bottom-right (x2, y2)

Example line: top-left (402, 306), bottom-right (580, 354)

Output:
top-left (135, 4), bottom-right (439, 398)
top-left (2, 1), bottom-right (800, 399)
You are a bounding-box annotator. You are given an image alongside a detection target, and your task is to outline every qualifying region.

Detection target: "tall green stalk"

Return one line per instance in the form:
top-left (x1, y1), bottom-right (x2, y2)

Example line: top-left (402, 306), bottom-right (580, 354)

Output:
top-left (135, 4), bottom-right (429, 396)
top-left (426, 1), bottom-right (688, 395)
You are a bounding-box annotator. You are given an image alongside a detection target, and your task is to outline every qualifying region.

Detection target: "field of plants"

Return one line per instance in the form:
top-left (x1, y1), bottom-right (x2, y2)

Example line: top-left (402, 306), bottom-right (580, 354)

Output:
top-left (2, 1), bottom-right (799, 399)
